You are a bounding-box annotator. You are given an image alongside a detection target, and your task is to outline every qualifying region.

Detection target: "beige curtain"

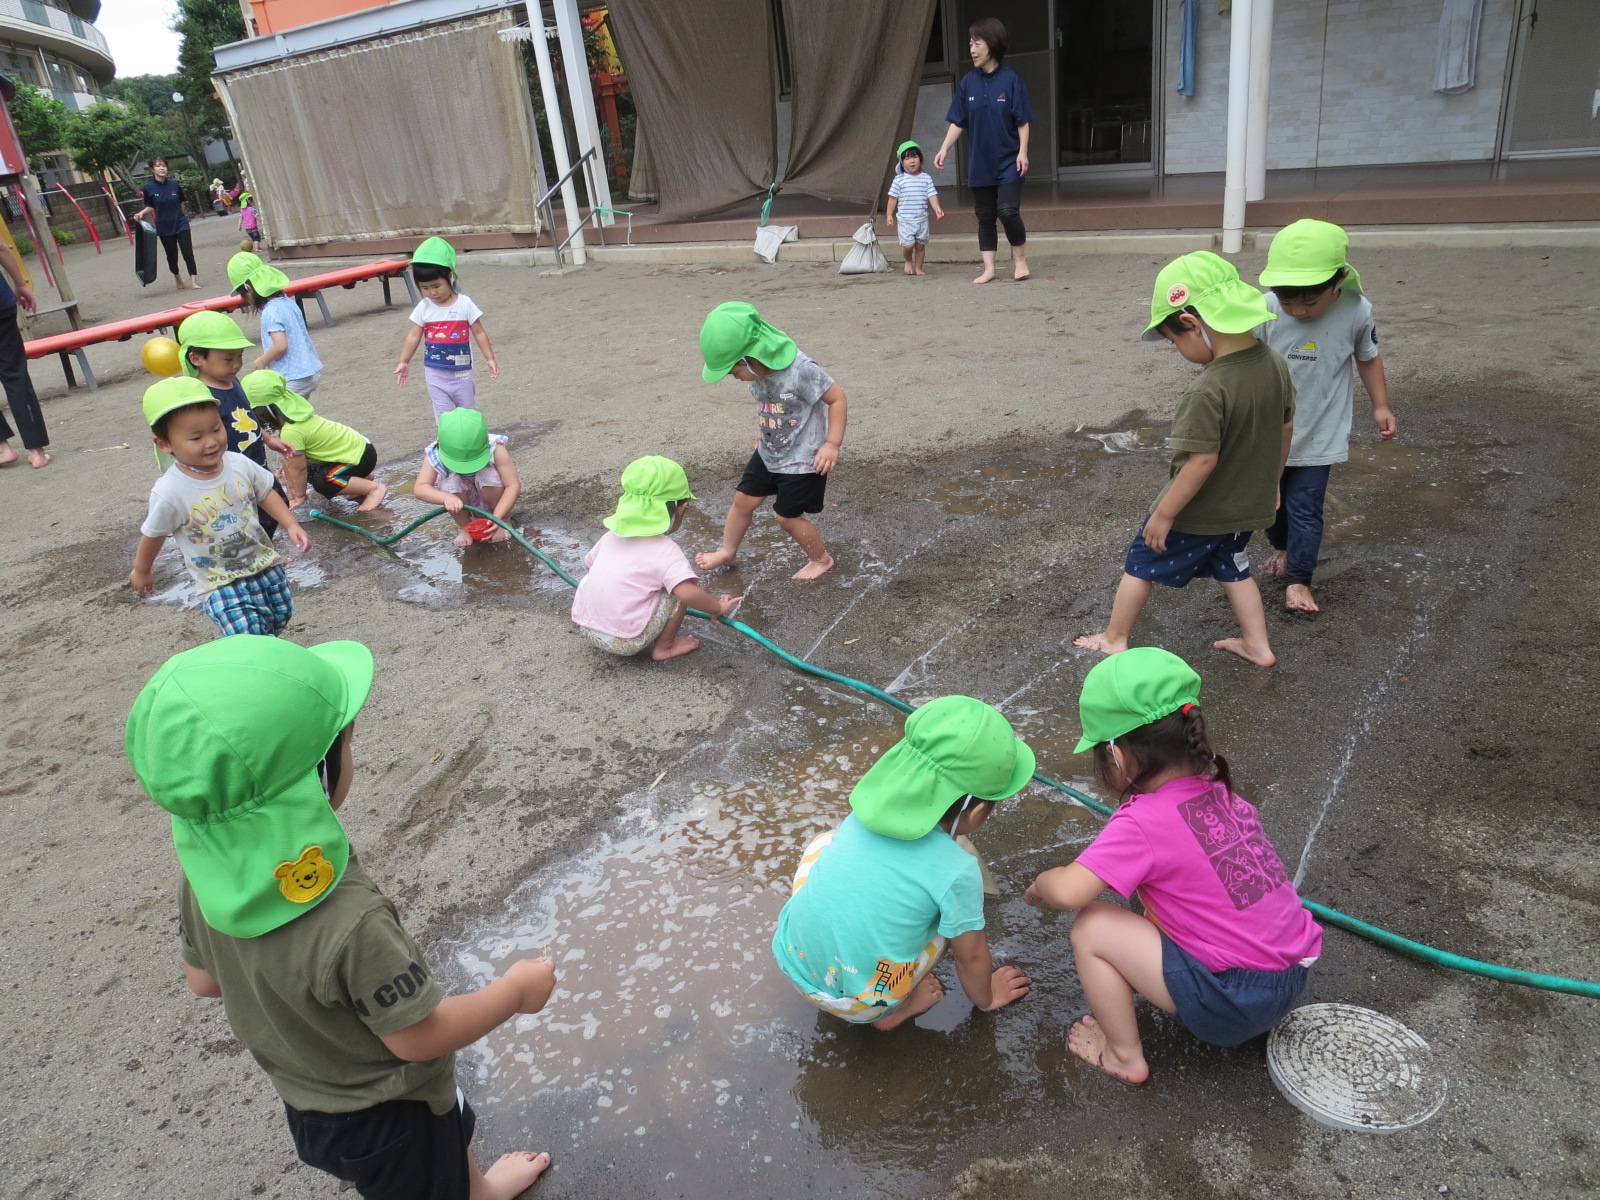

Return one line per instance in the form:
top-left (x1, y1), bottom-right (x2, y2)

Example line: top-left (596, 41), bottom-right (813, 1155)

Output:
top-left (215, 12), bottom-right (540, 247)
top-left (606, 0), bottom-right (778, 220)
top-left (782, 0), bottom-right (937, 206)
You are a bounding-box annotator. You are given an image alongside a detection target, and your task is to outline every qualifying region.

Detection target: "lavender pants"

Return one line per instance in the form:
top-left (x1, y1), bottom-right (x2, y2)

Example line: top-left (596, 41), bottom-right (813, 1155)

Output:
top-left (424, 366), bottom-right (476, 419)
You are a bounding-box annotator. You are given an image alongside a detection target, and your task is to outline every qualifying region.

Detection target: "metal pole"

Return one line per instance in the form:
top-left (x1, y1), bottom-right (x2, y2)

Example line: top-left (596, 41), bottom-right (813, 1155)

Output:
top-left (1221, 0), bottom-right (1253, 255)
top-left (550, 0), bottom-right (615, 223)
top-left (1245, 0), bottom-right (1274, 203)
top-left (528, 11), bottom-right (584, 265)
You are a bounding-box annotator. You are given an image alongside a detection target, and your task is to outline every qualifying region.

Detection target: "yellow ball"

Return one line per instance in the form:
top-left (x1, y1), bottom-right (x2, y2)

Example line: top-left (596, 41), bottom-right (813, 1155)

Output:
top-left (141, 336), bottom-right (182, 377)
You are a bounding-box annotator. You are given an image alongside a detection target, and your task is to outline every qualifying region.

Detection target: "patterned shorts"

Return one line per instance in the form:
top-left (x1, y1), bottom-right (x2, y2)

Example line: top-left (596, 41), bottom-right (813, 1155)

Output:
top-left (579, 593), bottom-right (681, 657)
top-left (202, 565), bottom-right (293, 637)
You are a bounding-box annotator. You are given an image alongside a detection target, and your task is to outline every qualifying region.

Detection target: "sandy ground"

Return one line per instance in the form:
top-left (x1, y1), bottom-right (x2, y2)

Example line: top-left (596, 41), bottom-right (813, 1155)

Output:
top-left (3, 214), bottom-right (1598, 1200)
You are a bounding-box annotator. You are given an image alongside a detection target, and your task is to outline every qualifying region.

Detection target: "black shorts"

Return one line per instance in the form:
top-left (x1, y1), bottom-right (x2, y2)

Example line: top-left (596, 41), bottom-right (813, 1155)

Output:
top-left (307, 441), bottom-right (378, 498)
top-left (735, 451), bottom-right (827, 519)
top-left (286, 1096), bottom-right (475, 1200)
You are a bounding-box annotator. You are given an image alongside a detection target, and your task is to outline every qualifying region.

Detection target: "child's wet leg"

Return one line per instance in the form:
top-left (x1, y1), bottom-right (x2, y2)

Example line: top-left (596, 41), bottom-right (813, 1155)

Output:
top-left (468, 1148), bottom-right (552, 1200)
top-left (479, 484), bottom-right (512, 542)
top-left (1216, 578), bottom-right (1276, 666)
top-left (1068, 901), bottom-right (1172, 1083)
top-left (445, 508), bottom-right (474, 547)
top-left (651, 601), bottom-right (699, 660)
top-left (1074, 573), bottom-right (1151, 655)
top-left (696, 491), bottom-right (762, 571)
top-left (775, 513), bottom-right (834, 580)
top-left (343, 476), bottom-right (390, 513)
top-left (871, 973), bottom-right (945, 1031)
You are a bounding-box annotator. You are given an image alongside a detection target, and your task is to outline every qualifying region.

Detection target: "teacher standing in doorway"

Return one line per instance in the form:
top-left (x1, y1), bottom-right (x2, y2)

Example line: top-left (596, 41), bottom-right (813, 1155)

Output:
top-left (934, 18), bottom-right (1032, 284)
top-left (135, 157), bottom-right (199, 291)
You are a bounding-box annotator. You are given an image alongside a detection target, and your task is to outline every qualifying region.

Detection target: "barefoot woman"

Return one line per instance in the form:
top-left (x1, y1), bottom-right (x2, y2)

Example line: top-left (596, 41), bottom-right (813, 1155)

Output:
top-left (933, 17), bottom-right (1033, 284)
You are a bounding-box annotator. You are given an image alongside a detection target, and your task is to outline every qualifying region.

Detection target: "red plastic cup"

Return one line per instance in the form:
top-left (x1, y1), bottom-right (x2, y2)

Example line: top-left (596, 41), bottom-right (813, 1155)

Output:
top-left (465, 518), bottom-right (498, 542)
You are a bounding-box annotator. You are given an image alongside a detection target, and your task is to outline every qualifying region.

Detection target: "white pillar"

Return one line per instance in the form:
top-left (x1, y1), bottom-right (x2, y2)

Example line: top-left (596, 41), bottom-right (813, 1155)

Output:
top-left (550, 0), bottom-right (615, 224)
top-left (527, 7), bottom-right (584, 264)
top-left (1245, 0), bottom-right (1274, 202)
top-left (1221, 0), bottom-right (1254, 255)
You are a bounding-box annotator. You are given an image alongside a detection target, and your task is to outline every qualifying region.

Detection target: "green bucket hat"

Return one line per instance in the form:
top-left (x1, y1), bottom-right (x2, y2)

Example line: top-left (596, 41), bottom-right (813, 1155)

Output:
top-left (227, 250), bottom-right (262, 290)
top-left (1142, 250), bottom-right (1275, 342)
top-left (435, 407), bottom-right (493, 475)
top-left (142, 375), bottom-right (216, 428)
top-left (242, 369), bottom-right (314, 424)
top-left (699, 301), bottom-right (798, 384)
top-left (125, 636), bottom-right (376, 939)
top-left (228, 250), bottom-right (290, 298)
top-left (1259, 218), bottom-right (1362, 296)
top-left (897, 139), bottom-right (922, 160)
top-left (603, 455), bottom-right (696, 537)
top-left (849, 696), bottom-right (1036, 841)
top-left (1074, 647), bottom-right (1202, 754)
top-left (178, 310), bottom-right (254, 378)
top-left (411, 236), bottom-right (457, 271)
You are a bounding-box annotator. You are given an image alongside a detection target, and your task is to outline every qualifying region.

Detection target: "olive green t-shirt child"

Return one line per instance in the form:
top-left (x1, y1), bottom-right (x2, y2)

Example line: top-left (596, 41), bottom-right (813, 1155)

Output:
top-left (180, 856), bottom-right (457, 1115)
top-left (1153, 341), bottom-right (1296, 535)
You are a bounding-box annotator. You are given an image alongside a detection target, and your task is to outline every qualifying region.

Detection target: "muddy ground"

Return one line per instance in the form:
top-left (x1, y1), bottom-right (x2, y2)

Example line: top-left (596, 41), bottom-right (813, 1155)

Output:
top-left (2, 215), bottom-right (1597, 1200)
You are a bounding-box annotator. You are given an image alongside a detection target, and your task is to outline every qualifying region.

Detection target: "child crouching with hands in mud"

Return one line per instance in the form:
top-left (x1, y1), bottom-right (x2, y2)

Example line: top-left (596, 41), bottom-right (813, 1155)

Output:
top-left (572, 456), bottom-right (740, 660)
top-left (1026, 649), bottom-right (1320, 1082)
top-left (772, 696), bottom-right (1034, 1029)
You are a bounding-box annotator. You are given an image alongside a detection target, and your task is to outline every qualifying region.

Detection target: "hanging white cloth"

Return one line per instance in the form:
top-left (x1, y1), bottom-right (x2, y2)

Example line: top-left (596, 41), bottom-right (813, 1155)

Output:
top-left (1432, 0), bottom-right (1484, 95)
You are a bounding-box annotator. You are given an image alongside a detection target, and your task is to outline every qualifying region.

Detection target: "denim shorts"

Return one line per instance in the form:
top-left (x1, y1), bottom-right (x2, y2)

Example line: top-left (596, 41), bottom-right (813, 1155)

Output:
top-left (1161, 933), bottom-right (1308, 1047)
top-left (1124, 517), bottom-right (1253, 587)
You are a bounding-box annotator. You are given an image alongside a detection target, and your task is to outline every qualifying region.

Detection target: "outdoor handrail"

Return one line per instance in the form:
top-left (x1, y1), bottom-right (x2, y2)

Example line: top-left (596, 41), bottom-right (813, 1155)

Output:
top-left (533, 146), bottom-right (627, 267)
top-left (535, 145), bottom-right (597, 211)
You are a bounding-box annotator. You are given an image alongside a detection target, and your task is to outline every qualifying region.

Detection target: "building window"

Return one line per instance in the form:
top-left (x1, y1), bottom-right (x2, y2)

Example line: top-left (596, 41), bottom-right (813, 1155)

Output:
top-left (21, 1), bottom-right (49, 28)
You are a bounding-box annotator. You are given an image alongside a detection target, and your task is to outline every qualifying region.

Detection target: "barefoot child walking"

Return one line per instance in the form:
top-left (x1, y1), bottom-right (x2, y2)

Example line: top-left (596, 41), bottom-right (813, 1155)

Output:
top-left (126, 636), bottom-right (555, 1199)
top-left (887, 140), bottom-right (944, 276)
top-left (1254, 219), bottom-right (1396, 613)
top-left (572, 456), bottom-right (740, 661)
top-left (773, 696), bottom-right (1034, 1030)
top-left (242, 371), bottom-right (389, 512)
top-left (395, 237), bottom-right (499, 418)
top-left (695, 302), bottom-right (846, 581)
top-left (1025, 648), bottom-right (1320, 1082)
top-left (414, 408), bottom-right (521, 547)
top-left (1075, 252), bottom-right (1294, 668)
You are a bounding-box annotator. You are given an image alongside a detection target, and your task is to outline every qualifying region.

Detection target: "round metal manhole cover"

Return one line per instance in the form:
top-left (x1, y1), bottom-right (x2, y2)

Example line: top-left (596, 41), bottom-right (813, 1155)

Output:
top-left (1267, 1003), bottom-right (1447, 1132)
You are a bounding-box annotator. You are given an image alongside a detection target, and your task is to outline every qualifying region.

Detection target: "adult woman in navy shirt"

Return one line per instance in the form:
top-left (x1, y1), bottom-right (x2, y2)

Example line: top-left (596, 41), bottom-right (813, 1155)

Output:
top-left (134, 157), bottom-right (199, 290)
top-left (934, 18), bottom-right (1032, 284)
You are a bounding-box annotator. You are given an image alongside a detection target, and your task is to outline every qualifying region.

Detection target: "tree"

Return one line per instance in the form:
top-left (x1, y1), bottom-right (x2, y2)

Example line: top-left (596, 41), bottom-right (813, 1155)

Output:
top-left (103, 74), bottom-right (182, 118)
top-left (172, 0), bottom-right (246, 148)
top-left (7, 83), bottom-right (72, 169)
top-left (64, 100), bottom-right (181, 180)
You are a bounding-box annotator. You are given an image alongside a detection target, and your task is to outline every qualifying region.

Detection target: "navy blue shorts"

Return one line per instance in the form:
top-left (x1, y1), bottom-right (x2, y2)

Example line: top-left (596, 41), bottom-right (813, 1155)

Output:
top-left (1124, 518), bottom-right (1253, 587)
top-left (1161, 933), bottom-right (1308, 1047)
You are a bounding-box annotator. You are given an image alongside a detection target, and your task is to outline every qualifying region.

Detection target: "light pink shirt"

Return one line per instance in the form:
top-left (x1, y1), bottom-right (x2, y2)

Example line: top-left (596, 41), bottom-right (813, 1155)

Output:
top-left (1075, 775), bottom-right (1322, 973)
top-left (570, 532), bottom-right (698, 639)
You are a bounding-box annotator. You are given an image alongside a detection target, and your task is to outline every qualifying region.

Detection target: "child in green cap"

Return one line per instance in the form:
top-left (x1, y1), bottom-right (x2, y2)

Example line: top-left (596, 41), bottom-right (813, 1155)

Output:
top-left (126, 636), bottom-right (556, 1199)
top-left (695, 301), bottom-right (848, 581)
top-left (395, 236), bottom-right (499, 419)
top-left (772, 695), bottom-right (1034, 1029)
top-left (572, 455), bottom-right (741, 659)
top-left (414, 408), bottom-right (522, 546)
top-left (1076, 251), bottom-right (1295, 668)
top-left (228, 250), bottom-right (325, 398)
top-left (887, 140), bottom-right (944, 276)
top-left (1025, 648), bottom-right (1320, 1083)
top-left (243, 370), bottom-right (388, 512)
top-left (1254, 219), bottom-right (1396, 613)
top-left (129, 377), bottom-right (311, 637)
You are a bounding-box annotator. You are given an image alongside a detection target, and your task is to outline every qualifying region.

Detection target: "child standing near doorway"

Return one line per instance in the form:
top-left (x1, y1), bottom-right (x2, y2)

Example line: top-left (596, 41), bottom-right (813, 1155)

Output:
top-left (886, 140), bottom-right (944, 276)
top-left (395, 236), bottom-right (499, 418)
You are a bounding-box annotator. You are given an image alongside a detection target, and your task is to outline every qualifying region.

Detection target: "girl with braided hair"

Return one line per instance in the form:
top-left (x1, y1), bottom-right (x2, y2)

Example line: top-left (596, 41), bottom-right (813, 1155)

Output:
top-left (1025, 648), bottom-right (1320, 1082)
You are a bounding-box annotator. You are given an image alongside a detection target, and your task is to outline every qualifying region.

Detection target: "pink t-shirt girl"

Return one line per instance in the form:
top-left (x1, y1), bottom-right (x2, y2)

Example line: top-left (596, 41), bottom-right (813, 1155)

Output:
top-left (1075, 775), bottom-right (1321, 973)
top-left (570, 532), bottom-right (698, 639)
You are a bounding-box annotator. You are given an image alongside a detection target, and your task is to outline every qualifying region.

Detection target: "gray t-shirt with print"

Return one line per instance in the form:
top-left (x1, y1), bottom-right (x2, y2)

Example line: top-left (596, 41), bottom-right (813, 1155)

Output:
top-left (1254, 290), bottom-right (1380, 467)
top-left (751, 350), bottom-right (835, 474)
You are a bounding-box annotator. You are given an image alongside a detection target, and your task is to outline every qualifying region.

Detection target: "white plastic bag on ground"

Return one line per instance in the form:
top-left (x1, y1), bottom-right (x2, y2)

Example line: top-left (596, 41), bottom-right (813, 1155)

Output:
top-left (753, 224), bottom-right (798, 264)
top-left (838, 220), bottom-right (888, 275)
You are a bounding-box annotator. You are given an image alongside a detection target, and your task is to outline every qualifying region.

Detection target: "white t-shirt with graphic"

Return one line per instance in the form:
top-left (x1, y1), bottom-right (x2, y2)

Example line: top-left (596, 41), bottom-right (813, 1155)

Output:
top-left (140, 452), bottom-right (282, 592)
top-left (1254, 290), bottom-right (1379, 466)
top-left (410, 293), bottom-right (484, 372)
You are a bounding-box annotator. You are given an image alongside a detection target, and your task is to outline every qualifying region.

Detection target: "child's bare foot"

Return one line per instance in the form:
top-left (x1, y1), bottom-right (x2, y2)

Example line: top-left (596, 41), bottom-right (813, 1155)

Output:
top-left (1073, 631), bottom-right (1127, 655)
top-left (481, 1151), bottom-right (552, 1199)
top-left (651, 635), bottom-right (700, 661)
top-left (27, 449), bottom-right (50, 469)
top-left (1213, 637), bottom-right (1276, 667)
top-left (914, 266), bottom-right (926, 275)
top-left (355, 482), bottom-right (389, 512)
top-left (873, 974), bottom-right (945, 1031)
top-left (904, 263), bottom-right (916, 275)
top-left (792, 554), bottom-right (834, 581)
top-left (1285, 583), bottom-right (1320, 613)
top-left (1068, 1016), bottom-right (1149, 1084)
top-left (695, 547), bottom-right (737, 571)
top-left (1260, 549), bottom-right (1287, 575)
top-left (972, 269), bottom-right (996, 284)
top-left (453, 530), bottom-right (474, 547)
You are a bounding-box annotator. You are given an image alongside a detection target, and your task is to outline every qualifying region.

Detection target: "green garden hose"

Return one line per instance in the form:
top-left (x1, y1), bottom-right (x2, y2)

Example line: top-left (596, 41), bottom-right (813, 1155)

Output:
top-left (308, 503), bottom-right (1600, 1001)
